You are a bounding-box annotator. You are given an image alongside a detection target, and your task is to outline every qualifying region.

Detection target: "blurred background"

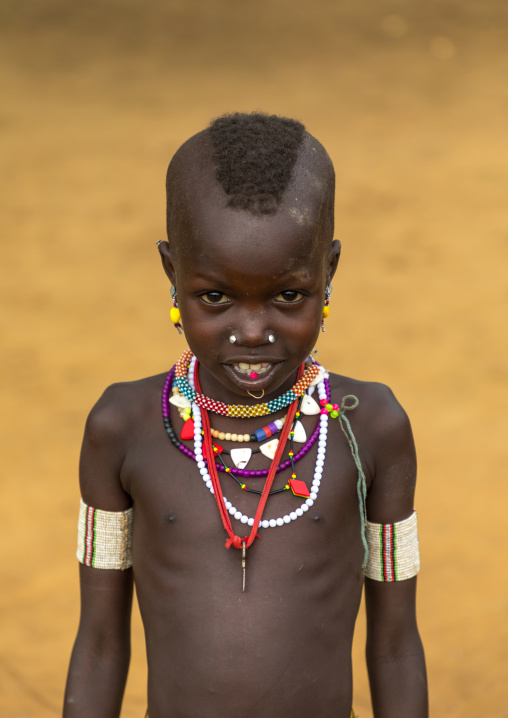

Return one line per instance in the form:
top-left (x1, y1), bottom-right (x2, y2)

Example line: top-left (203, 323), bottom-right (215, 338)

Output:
top-left (1, 1), bottom-right (507, 715)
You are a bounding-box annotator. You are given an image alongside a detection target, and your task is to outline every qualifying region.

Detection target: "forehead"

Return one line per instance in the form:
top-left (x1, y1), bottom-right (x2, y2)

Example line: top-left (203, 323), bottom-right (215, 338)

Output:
top-left (178, 200), bottom-right (325, 284)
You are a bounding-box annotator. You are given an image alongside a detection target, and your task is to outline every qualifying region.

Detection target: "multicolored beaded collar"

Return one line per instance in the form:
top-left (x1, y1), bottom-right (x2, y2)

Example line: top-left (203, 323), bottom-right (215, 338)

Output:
top-left (174, 348), bottom-right (321, 418)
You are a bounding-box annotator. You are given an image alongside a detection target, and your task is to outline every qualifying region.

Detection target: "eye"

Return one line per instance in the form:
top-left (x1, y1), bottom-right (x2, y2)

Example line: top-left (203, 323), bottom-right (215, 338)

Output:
top-left (275, 290), bottom-right (303, 303)
top-left (201, 292), bottom-right (230, 305)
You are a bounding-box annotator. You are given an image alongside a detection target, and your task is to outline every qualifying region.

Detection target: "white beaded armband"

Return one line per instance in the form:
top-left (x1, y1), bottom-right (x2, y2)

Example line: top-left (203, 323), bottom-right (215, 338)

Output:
top-left (365, 510), bottom-right (420, 581)
top-left (77, 499), bottom-right (133, 570)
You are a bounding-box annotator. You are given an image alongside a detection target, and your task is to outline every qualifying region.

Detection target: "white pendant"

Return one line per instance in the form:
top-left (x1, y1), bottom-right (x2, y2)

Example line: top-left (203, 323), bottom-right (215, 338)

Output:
top-left (293, 420), bottom-right (307, 443)
top-left (169, 394), bottom-right (192, 410)
top-left (230, 448), bottom-right (252, 469)
top-left (260, 439), bottom-right (279, 460)
top-left (301, 394), bottom-right (320, 415)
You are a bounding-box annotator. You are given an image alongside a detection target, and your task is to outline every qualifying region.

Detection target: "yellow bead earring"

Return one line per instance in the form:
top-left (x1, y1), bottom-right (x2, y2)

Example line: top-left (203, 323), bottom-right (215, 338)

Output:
top-left (321, 284), bottom-right (332, 332)
top-left (170, 286), bottom-right (183, 334)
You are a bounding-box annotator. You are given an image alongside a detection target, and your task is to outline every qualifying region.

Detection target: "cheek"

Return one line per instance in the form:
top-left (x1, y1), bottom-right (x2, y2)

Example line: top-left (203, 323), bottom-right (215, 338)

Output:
top-left (276, 304), bottom-right (322, 348)
top-left (180, 304), bottom-right (227, 346)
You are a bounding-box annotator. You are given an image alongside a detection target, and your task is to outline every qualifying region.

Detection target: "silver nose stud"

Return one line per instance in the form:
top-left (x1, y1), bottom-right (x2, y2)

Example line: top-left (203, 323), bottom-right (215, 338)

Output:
top-left (268, 334), bottom-right (275, 343)
top-left (229, 335), bottom-right (237, 344)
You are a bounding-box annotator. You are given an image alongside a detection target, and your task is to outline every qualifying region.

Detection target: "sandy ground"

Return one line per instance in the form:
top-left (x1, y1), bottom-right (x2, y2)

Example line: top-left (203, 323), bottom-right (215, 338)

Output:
top-left (1, 1), bottom-right (507, 715)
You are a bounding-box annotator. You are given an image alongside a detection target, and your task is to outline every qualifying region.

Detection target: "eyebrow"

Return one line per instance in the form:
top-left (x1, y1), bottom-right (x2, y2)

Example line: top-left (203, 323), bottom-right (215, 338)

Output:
top-left (187, 266), bottom-right (315, 287)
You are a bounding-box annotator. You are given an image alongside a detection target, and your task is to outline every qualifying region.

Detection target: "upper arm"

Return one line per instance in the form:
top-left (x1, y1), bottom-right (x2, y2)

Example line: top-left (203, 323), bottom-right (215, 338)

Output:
top-left (363, 385), bottom-right (421, 648)
top-left (75, 385), bottom-right (134, 634)
top-left (79, 384), bottom-right (132, 510)
top-left (365, 384), bottom-right (417, 524)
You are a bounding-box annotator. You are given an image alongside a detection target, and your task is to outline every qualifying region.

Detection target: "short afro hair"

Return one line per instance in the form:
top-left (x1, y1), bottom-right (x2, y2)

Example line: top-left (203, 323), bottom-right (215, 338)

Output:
top-left (208, 112), bottom-right (305, 215)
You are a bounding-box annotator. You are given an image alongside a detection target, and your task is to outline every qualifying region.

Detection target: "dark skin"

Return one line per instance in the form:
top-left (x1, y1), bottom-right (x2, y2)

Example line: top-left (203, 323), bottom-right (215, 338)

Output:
top-left (64, 138), bottom-right (427, 718)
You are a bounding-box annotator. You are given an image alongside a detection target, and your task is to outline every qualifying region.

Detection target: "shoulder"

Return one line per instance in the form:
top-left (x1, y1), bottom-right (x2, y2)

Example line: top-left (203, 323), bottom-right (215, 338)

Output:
top-left (85, 373), bottom-right (167, 441)
top-left (327, 372), bottom-right (411, 439)
top-left (79, 372), bottom-right (168, 508)
top-left (326, 373), bottom-right (416, 519)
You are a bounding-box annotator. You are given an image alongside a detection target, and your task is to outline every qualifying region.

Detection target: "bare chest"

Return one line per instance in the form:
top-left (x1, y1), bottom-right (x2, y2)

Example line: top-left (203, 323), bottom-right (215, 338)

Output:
top-left (123, 409), bottom-right (366, 586)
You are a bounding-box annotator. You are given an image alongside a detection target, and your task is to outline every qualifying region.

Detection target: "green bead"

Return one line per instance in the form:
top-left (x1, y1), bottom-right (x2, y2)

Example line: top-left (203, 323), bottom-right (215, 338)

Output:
top-left (330, 410), bottom-right (339, 418)
top-left (325, 403), bottom-right (333, 411)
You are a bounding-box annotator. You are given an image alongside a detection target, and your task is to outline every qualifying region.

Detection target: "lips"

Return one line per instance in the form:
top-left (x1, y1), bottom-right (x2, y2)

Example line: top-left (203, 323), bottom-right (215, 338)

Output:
top-left (223, 359), bottom-right (282, 393)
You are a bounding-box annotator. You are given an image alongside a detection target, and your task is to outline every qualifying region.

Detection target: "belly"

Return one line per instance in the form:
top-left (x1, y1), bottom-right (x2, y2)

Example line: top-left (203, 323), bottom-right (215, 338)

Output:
top-left (137, 534), bottom-right (363, 718)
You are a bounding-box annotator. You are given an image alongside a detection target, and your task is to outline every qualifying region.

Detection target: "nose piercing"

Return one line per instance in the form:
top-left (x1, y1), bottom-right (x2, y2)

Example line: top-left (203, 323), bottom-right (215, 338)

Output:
top-left (229, 334), bottom-right (274, 344)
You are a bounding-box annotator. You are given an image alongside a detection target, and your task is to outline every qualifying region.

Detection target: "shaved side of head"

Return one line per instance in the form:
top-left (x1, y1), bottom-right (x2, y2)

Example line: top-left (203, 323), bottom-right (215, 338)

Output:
top-left (165, 113), bottom-right (335, 259)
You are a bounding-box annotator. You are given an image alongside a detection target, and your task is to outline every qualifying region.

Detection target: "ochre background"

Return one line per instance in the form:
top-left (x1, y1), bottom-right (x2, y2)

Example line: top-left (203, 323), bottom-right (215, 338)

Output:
top-left (1, 2), bottom-right (507, 715)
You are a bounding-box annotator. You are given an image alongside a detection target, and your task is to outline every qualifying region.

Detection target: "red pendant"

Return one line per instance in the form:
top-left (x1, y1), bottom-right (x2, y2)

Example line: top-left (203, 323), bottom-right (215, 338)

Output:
top-left (212, 442), bottom-right (224, 454)
top-left (289, 479), bottom-right (310, 498)
top-left (180, 418), bottom-right (195, 440)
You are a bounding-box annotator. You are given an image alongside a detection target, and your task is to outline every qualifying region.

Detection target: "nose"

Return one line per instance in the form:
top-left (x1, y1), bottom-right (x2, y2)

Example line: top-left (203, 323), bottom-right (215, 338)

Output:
top-left (234, 308), bottom-right (271, 347)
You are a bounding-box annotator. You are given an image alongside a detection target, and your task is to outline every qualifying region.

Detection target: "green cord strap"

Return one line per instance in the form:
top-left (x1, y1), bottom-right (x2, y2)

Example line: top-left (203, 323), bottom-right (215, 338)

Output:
top-left (337, 395), bottom-right (368, 569)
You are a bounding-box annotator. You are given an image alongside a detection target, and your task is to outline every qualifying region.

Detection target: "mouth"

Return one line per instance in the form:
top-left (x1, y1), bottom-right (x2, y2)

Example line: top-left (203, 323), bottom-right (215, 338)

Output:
top-left (233, 361), bottom-right (272, 377)
top-left (223, 360), bottom-right (282, 393)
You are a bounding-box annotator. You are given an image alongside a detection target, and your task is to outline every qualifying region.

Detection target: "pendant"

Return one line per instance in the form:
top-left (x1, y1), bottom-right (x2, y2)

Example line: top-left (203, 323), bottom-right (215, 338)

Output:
top-left (180, 418), bottom-right (195, 441)
top-left (230, 448), bottom-right (252, 469)
top-left (289, 478), bottom-right (310, 498)
top-left (259, 439), bottom-right (279, 459)
top-left (169, 393), bottom-right (192, 410)
top-left (292, 420), bottom-right (307, 443)
top-left (300, 394), bottom-right (320, 415)
top-left (242, 541), bottom-right (247, 592)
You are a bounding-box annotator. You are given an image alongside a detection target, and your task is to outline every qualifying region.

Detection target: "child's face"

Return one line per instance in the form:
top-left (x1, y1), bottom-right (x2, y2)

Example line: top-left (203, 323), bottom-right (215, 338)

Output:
top-left (165, 201), bottom-right (339, 401)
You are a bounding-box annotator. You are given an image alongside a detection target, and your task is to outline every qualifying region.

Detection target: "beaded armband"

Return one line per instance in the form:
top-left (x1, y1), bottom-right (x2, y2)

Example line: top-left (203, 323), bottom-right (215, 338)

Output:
top-left (77, 499), bottom-right (133, 570)
top-left (365, 511), bottom-right (420, 582)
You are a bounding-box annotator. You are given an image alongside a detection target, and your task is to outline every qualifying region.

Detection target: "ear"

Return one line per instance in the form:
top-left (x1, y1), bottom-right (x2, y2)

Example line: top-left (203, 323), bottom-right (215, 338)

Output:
top-left (158, 241), bottom-right (177, 286)
top-left (326, 239), bottom-right (341, 284)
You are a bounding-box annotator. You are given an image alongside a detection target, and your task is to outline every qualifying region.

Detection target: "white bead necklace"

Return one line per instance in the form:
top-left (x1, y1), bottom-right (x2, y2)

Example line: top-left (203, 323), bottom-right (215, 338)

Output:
top-left (190, 355), bottom-right (328, 529)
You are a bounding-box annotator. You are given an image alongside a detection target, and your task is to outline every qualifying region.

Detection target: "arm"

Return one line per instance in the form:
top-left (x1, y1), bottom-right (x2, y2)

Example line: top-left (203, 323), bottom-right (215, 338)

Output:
top-left (364, 387), bottom-right (428, 718)
top-left (64, 386), bottom-right (134, 718)
top-left (64, 566), bottom-right (133, 717)
top-left (365, 578), bottom-right (427, 718)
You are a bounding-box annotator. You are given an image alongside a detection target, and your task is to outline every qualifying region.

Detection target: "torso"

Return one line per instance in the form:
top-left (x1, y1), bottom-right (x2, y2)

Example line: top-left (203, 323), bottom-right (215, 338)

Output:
top-left (114, 369), bottom-right (384, 718)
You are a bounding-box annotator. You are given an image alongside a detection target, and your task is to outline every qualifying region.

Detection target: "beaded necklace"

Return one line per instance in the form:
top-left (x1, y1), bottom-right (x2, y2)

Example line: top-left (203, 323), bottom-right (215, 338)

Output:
top-left (174, 348), bottom-right (321, 418)
top-left (209, 396), bottom-right (305, 497)
top-left (161, 366), bottom-right (328, 478)
top-left (191, 358), bottom-right (329, 533)
top-left (161, 352), bottom-right (369, 587)
top-left (170, 385), bottom-right (288, 444)
top-left (193, 358), bottom-right (308, 590)
top-left (210, 416), bottom-right (285, 443)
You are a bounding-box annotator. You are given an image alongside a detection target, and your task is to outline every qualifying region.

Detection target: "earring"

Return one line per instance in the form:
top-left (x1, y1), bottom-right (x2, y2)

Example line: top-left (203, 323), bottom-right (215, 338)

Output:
top-left (170, 286), bottom-right (183, 334)
top-left (229, 335), bottom-right (237, 344)
top-left (268, 334), bottom-right (275, 344)
top-left (321, 284), bottom-right (332, 332)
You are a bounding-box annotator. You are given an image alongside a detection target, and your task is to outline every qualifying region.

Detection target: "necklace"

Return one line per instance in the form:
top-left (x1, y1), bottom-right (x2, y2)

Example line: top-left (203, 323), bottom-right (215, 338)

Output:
top-left (175, 348), bottom-right (321, 417)
top-left (193, 372), bottom-right (328, 530)
top-left (211, 396), bottom-right (304, 496)
top-left (193, 357), bottom-right (308, 591)
top-left (170, 384), bottom-right (287, 443)
top-left (210, 416), bottom-right (285, 443)
top-left (162, 366), bottom-right (328, 478)
top-left (162, 353), bottom-right (368, 582)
